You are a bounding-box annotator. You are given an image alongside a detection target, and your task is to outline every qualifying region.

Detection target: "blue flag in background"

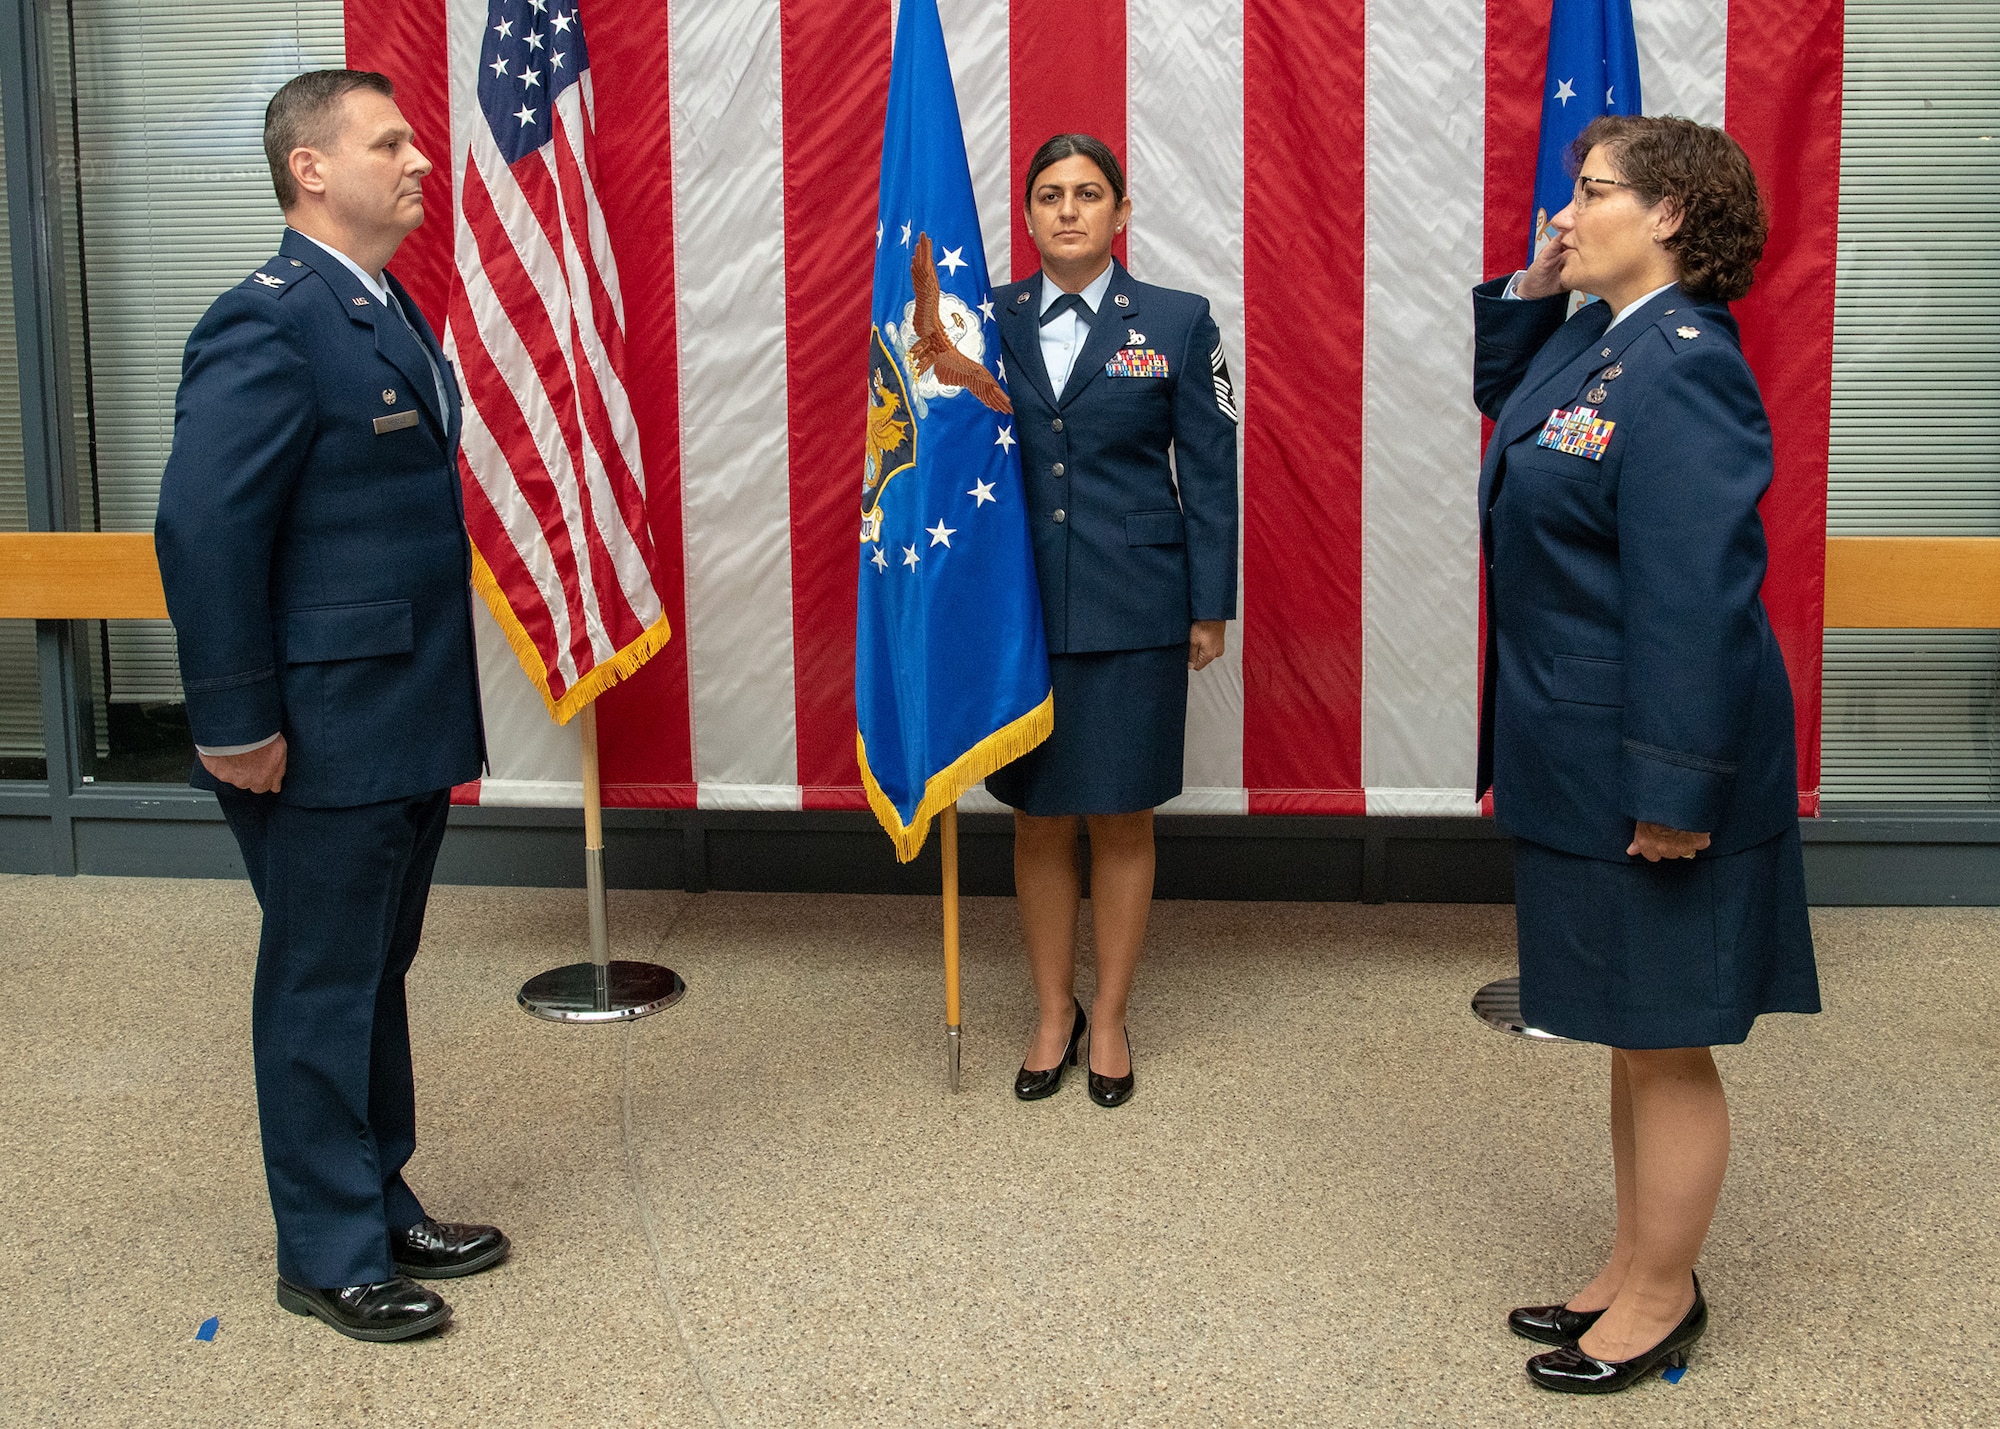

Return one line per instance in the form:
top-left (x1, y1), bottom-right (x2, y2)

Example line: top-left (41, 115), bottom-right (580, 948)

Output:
top-left (859, 0), bottom-right (1052, 863)
top-left (1530, 0), bottom-right (1642, 261)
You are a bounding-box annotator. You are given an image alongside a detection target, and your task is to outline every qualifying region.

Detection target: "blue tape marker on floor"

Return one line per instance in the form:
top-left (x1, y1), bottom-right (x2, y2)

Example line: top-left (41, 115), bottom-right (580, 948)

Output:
top-left (1661, 1364), bottom-right (1686, 1384)
top-left (195, 1317), bottom-right (218, 1342)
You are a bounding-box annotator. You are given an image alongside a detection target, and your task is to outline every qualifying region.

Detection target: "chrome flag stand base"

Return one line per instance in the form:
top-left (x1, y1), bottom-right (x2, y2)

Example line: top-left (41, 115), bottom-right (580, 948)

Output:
top-left (946, 1023), bottom-right (962, 1093)
top-left (1471, 976), bottom-right (1573, 1042)
top-left (519, 957), bottom-right (686, 1022)
top-left (520, 706), bottom-right (685, 1024)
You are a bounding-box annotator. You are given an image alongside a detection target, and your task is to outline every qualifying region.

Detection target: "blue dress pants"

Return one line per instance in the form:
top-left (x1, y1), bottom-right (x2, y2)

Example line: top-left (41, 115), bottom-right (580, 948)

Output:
top-left (217, 786), bottom-right (451, 1288)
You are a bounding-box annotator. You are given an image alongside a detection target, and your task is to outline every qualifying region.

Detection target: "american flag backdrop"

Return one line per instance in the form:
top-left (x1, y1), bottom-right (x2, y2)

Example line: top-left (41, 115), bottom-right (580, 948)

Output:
top-left (350, 0), bottom-right (1840, 819)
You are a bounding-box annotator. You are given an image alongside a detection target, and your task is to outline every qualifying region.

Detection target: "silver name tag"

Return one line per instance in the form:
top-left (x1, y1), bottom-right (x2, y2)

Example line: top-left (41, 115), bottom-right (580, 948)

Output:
top-left (373, 410), bottom-right (420, 435)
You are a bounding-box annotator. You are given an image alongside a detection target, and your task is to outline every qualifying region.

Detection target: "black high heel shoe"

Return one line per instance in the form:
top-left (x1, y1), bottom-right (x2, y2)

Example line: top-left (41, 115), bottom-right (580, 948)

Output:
top-left (1087, 1029), bottom-right (1134, 1108)
top-left (1507, 1300), bottom-right (1606, 1345)
top-left (1525, 1274), bottom-right (1706, 1394)
top-left (1014, 999), bottom-right (1086, 1100)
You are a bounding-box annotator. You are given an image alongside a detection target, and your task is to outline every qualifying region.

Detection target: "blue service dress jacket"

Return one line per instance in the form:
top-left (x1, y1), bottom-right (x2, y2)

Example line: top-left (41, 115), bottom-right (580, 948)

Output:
top-left (1472, 277), bottom-right (1799, 861)
top-left (155, 228), bottom-right (485, 807)
top-left (991, 260), bottom-right (1239, 653)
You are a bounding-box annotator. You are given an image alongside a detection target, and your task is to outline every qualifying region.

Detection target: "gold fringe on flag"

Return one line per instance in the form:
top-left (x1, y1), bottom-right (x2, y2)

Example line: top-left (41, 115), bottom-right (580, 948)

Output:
top-left (859, 691), bottom-right (1054, 863)
top-left (469, 547), bottom-right (673, 726)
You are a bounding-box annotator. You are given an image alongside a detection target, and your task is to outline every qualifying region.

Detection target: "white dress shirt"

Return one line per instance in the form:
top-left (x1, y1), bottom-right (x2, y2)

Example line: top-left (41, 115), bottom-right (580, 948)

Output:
top-left (1038, 263), bottom-right (1116, 394)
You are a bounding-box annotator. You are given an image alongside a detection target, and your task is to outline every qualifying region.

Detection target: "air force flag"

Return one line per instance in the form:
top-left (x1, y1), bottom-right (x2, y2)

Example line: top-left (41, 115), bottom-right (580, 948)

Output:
top-left (1531, 0), bottom-right (1643, 259)
top-left (858, 0), bottom-right (1051, 862)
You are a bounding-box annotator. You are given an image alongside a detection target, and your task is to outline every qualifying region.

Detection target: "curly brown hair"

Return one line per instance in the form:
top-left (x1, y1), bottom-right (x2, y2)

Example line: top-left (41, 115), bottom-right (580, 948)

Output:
top-left (1568, 115), bottom-right (1767, 303)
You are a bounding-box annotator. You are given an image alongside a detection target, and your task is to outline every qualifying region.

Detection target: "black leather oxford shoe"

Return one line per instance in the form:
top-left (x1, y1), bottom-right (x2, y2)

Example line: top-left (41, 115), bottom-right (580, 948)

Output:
top-left (275, 1276), bottom-right (451, 1342)
top-left (392, 1219), bottom-right (512, 1279)
top-left (1507, 1300), bottom-right (1606, 1345)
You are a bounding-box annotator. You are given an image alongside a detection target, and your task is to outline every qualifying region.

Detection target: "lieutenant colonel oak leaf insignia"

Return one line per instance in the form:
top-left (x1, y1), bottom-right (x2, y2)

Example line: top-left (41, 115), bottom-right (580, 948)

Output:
top-left (907, 234), bottom-right (1011, 415)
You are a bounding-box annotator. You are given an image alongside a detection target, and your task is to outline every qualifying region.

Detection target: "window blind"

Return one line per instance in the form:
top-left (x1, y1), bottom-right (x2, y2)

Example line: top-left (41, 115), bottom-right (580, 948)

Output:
top-left (1822, 0), bottom-right (2000, 801)
top-left (65, 0), bottom-right (345, 703)
top-left (0, 108), bottom-right (45, 758)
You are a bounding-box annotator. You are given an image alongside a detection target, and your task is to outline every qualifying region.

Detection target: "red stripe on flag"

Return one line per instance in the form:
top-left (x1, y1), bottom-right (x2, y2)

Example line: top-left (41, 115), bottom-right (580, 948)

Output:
top-left (1242, 0), bottom-right (1366, 816)
top-left (1482, 0), bottom-right (1550, 286)
top-left (348, 2), bottom-right (451, 332)
top-left (779, 0), bottom-right (892, 812)
top-left (458, 164), bottom-right (607, 683)
top-left (1728, 0), bottom-right (1840, 807)
top-left (477, 150), bottom-right (646, 655)
top-left (564, 8), bottom-right (695, 803)
top-left (1477, 0), bottom-right (1551, 819)
top-left (1250, 791), bottom-right (1370, 817)
top-left (454, 443), bottom-right (558, 669)
top-left (1008, 0), bottom-right (1127, 281)
top-left (550, 107), bottom-right (653, 548)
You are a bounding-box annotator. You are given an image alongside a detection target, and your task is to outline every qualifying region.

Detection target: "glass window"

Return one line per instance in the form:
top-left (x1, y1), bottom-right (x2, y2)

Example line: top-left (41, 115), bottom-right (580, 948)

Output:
top-left (53, 0), bottom-right (343, 781)
top-left (0, 87), bottom-right (50, 782)
top-left (1822, 3), bottom-right (2000, 802)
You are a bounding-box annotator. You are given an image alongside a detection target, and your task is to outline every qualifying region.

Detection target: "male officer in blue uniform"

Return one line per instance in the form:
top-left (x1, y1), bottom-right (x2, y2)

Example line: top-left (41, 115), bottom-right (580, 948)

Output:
top-left (155, 70), bottom-right (503, 1342)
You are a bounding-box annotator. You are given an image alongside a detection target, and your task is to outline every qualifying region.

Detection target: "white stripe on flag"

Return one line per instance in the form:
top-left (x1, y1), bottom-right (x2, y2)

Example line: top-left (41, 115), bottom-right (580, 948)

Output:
top-left (1128, 0), bottom-right (1247, 813)
top-left (453, 199), bottom-right (613, 669)
top-left (1360, 0), bottom-right (1485, 803)
top-left (670, 0), bottom-right (802, 810)
top-left (471, 598), bottom-right (584, 798)
top-left (938, 0), bottom-right (1011, 285)
top-left (1633, 1), bottom-right (1727, 125)
top-left (466, 110), bottom-right (656, 643)
top-left (1364, 786), bottom-right (1482, 817)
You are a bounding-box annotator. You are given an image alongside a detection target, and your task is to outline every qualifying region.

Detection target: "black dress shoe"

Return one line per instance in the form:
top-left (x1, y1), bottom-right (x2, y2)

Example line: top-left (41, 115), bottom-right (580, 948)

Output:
top-left (276, 1276), bottom-right (451, 1342)
top-left (1015, 999), bottom-right (1087, 1100)
top-left (1507, 1300), bottom-right (1606, 1345)
top-left (1525, 1275), bottom-right (1707, 1393)
top-left (392, 1219), bottom-right (511, 1279)
top-left (1087, 1029), bottom-right (1135, 1108)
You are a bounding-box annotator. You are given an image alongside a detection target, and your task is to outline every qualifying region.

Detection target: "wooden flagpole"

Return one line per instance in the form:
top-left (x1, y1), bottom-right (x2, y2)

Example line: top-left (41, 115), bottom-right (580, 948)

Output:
top-left (942, 803), bottom-right (962, 1092)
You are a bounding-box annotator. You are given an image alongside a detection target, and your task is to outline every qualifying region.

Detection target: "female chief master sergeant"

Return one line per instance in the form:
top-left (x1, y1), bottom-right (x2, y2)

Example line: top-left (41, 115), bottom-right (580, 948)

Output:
top-left (985, 133), bottom-right (1239, 1108)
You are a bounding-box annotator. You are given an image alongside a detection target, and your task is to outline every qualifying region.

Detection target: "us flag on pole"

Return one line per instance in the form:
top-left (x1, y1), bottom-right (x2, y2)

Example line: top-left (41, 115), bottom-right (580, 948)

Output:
top-left (443, 0), bottom-right (671, 723)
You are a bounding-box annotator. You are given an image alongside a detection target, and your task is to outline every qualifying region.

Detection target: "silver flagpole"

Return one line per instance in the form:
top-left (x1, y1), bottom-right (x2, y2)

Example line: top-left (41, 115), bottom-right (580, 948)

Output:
top-left (519, 703), bottom-right (686, 1022)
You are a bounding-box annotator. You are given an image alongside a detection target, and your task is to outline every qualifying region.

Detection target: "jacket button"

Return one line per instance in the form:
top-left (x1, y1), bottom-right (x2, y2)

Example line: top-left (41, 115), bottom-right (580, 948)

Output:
top-left (1052, 509), bottom-right (1066, 524)
top-left (1052, 463), bottom-right (1065, 477)
top-left (1052, 418), bottom-right (1063, 432)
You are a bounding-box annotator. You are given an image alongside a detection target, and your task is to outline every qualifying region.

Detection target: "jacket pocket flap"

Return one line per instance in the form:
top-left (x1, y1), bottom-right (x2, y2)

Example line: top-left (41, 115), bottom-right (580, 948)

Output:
top-left (1551, 653), bottom-right (1624, 707)
top-left (1125, 510), bottom-right (1186, 546)
top-left (283, 601), bottom-right (415, 664)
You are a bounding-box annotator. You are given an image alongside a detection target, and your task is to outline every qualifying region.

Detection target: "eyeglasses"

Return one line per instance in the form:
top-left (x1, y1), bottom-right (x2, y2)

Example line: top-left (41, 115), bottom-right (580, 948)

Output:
top-left (1573, 174), bottom-right (1640, 205)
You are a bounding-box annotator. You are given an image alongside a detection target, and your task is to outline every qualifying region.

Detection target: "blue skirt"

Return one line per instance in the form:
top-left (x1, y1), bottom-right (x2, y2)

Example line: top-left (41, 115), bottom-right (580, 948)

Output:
top-left (1515, 825), bottom-right (1821, 1048)
top-left (986, 645), bottom-right (1187, 816)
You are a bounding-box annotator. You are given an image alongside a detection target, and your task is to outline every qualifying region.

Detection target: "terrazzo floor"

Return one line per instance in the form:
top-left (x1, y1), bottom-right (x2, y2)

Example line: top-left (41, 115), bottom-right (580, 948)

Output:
top-left (1, 875), bottom-right (1995, 1427)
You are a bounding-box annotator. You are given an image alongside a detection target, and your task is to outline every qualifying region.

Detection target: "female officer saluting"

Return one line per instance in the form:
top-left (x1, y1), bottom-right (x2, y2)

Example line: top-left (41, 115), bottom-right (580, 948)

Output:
top-left (985, 133), bottom-right (1239, 1108)
top-left (1472, 115), bottom-right (1820, 1392)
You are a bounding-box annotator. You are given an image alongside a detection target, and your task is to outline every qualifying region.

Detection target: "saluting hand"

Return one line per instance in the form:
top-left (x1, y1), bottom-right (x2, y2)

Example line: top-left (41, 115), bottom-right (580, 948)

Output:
top-left (1515, 235), bottom-right (1570, 300)
top-left (1189, 621), bottom-right (1226, 672)
top-left (200, 735), bottom-right (289, 795)
top-left (1627, 820), bottom-right (1710, 862)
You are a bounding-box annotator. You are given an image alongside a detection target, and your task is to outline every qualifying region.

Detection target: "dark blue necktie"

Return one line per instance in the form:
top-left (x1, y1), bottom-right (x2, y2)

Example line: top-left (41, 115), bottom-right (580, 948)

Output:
top-left (1040, 291), bottom-right (1093, 328)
